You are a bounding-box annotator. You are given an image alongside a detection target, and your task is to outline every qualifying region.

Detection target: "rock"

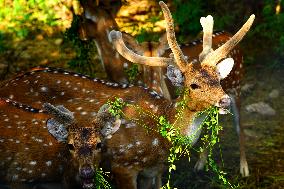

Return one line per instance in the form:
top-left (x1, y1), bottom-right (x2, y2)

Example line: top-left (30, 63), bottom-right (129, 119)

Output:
top-left (245, 102), bottom-right (276, 116)
top-left (268, 89), bottom-right (279, 99)
top-left (241, 83), bottom-right (254, 94)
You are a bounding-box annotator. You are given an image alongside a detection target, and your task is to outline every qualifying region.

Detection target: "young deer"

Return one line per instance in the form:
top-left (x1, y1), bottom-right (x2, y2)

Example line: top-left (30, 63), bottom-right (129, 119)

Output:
top-left (0, 2), bottom-right (254, 188)
top-left (0, 97), bottom-right (119, 189)
top-left (78, 0), bottom-right (249, 177)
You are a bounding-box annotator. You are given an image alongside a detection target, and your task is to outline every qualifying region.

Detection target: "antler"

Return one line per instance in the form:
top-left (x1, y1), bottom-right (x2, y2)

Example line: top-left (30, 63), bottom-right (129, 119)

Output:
top-left (199, 15), bottom-right (214, 62)
top-left (109, 30), bottom-right (173, 67)
top-left (159, 1), bottom-right (187, 72)
top-left (201, 14), bottom-right (255, 66)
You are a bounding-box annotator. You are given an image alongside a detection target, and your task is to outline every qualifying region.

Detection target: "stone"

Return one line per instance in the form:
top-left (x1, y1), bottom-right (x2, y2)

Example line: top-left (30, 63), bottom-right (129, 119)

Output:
top-left (241, 83), bottom-right (254, 94)
top-left (268, 89), bottom-right (279, 99)
top-left (245, 102), bottom-right (276, 116)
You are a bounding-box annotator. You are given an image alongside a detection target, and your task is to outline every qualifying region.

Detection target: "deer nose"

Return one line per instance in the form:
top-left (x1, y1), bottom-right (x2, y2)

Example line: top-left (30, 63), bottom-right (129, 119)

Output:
top-left (218, 95), bottom-right (231, 108)
top-left (80, 165), bottom-right (94, 179)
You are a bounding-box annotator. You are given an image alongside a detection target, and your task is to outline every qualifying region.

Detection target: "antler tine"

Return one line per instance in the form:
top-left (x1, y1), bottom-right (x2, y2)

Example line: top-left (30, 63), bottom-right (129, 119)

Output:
top-left (202, 14), bottom-right (255, 66)
top-left (109, 30), bottom-right (173, 67)
top-left (43, 103), bottom-right (74, 125)
top-left (159, 1), bottom-right (187, 72)
top-left (199, 15), bottom-right (214, 62)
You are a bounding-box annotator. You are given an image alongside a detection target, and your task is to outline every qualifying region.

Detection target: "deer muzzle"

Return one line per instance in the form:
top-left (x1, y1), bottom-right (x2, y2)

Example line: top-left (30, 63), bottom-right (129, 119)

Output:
top-left (216, 95), bottom-right (231, 114)
top-left (79, 165), bottom-right (95, 189)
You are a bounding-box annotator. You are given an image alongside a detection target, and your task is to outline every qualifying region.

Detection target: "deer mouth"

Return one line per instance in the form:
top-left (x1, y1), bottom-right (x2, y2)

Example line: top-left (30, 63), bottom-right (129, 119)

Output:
top-left (215, 95), bottom-right (231, 114)
top-left (79, 165), bottom-right (95, 189)
top-left (82, 179), bottom-right (94, 189)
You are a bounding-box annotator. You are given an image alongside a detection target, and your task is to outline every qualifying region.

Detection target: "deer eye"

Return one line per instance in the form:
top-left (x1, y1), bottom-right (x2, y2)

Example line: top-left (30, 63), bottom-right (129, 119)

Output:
top-left (68, 143), bottom-right (75, 151)
top-left (190, 84), bottom-right (200, 90)
top-left (96, 142), bottom-right (102, 149)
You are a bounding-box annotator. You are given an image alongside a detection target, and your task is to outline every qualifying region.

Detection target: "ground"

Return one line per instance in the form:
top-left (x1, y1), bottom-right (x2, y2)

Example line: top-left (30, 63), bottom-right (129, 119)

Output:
top-left (0, 33), bottom-right (283, 188)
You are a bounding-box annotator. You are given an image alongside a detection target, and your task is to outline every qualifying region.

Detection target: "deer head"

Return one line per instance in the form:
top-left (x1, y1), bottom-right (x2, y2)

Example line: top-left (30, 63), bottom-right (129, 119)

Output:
top-left (109, 1), bottom-right (255, 113)
top-left (43, 102), bottom-right (120, 189)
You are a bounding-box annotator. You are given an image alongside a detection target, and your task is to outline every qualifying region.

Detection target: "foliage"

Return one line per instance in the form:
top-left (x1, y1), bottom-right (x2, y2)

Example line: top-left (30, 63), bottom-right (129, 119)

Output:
top-left (125, 63), bottom-right (140, 83)
top-left (172, 0), bottom-right (284, 67)
top-left (135, 15), bottom-right (162, 43)
top-left (0, 0), bottom-right (72, 39)
top-left (107, 97), bottom-right (126, 118)
top-left (172, 0), bottom-right (205, 42)
top-left (247, 0), bottom-right (284, 67)
top-left (94, 168), bottom-right (112, 189)
top-left (107, 90), bottom-right (235, 189)
top-left (0, 31), bottom-right (8, 53)
top-left (198, 106), bottom-right (237, 188)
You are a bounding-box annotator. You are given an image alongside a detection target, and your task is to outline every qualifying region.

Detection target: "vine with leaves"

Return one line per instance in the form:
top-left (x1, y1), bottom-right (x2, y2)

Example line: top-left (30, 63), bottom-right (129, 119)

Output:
top-left (105, 88), bottom-right (236, 189)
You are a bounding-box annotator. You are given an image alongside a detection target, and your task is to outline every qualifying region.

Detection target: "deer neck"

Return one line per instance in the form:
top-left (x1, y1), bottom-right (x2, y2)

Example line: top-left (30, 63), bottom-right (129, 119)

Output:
top-left (84, 7), bottom-right (128, 83)
top-left (165, 94), bottom-right (207, 145)
top-left (94, 27), bottom-right (129, 83)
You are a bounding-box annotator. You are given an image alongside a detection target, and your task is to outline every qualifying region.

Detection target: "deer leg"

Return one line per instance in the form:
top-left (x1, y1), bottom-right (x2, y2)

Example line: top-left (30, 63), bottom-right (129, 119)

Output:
top-left (230, 96), bottom-right (249, 177)
top-left (137, 175), bottom-right (162, 189)
top-left (137, 164), bottom-right (164, 189)
top-left (137, 175), bottom-right (153, 189)
top-left (153, 173), bottom-right (162, 189)
top-left (112, 167), bottom-right (138, 189)
top-left (194, 149), bottom-right (208, 171)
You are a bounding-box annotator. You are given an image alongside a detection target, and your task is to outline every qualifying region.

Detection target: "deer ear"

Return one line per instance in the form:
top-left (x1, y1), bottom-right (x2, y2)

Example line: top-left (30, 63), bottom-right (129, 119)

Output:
top-left (166, 65), bottom-right (184, 86)
top-left (102, 117), bottom-right (121, 139)
top-left (216, 58), bottom-right (234, 79)
top-left (96, 104), bottom-right (121, 139)
top-left (43, 103), bottom-right (74, 142)
top-left (46, 118), bottom-right (68, 142)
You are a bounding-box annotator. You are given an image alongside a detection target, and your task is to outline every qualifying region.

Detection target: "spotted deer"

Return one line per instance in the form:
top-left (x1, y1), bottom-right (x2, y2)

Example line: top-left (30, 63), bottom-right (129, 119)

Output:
top-left (0, 94), bottom-right (120, 189)
top-left (0, 2), bottom-right (254, 188)
top-left (78, 0), bottom-right (249, 177)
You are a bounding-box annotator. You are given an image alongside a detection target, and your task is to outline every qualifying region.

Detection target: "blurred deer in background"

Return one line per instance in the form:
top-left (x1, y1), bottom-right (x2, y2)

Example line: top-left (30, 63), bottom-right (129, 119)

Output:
top-left (77, 0), bottom-right (249, 177)
top-left (0, 1), bottom-right (254, 188)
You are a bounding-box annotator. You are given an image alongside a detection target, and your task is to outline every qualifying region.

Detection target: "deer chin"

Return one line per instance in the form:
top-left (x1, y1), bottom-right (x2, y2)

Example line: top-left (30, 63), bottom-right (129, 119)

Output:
top-left (218, 107), bottom-right (230, 115)
top-left (82, 179), bottom-right (94, 189)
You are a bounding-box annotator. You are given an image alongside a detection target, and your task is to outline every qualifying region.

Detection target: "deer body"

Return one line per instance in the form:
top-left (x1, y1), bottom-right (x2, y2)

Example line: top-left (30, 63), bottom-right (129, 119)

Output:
top-left (79, 0), bottom-right (248, 177)
top-left (0, 68), bottom-right (205, 189)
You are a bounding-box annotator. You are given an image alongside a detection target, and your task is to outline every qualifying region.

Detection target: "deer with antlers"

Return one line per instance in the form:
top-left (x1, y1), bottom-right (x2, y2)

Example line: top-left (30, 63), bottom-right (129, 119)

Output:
top-left (0, 1), bottom-right (254, 188)
top-left (78, 0), bottom-right (250, 177)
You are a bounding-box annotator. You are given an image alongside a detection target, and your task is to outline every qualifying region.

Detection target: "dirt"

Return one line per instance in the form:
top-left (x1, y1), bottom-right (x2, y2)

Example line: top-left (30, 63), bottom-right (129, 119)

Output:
top-left (0, 33), bottom-right (283, 188)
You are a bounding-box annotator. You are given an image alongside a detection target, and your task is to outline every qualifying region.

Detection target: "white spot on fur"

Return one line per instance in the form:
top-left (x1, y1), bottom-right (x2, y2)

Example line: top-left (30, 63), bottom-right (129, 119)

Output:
top-left (29, 161), bottom-right (37, 166)
top-left (152, 138), bottom-right (159, 146)
top-left (40, 86), bottom-right (48, 92)
top-left (46, 161), bottom-right (52, 166)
